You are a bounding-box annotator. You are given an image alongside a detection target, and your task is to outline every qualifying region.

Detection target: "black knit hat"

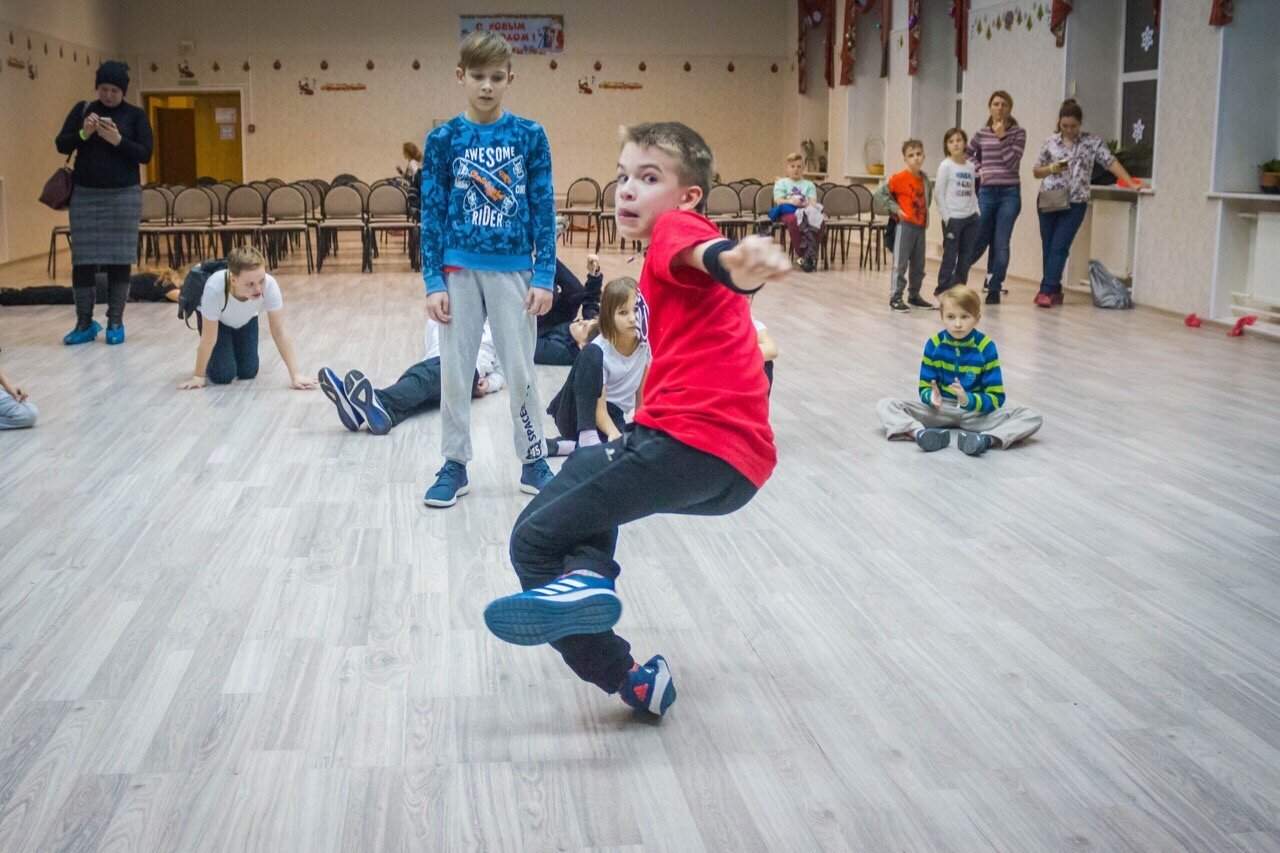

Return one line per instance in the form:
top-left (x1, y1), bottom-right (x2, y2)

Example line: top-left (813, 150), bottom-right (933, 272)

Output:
top-left (95, 60), bottom-right (130, 94)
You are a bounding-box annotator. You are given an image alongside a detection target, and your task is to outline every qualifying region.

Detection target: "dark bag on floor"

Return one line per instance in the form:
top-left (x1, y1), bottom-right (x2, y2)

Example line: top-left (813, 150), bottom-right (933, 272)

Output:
top-left (39, 102), bottom-right (89, 211)
top-left (1088, 260), bottom-right (1133, 309)
top-left (178, 258), bottom-right (228, 329)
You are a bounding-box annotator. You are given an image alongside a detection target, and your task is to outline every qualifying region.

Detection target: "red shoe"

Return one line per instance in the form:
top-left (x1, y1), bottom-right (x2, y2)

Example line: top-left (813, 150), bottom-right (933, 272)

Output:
top-left (1049, 292), bottom-right (1064, 305)
top-left (1034, 293), bottom-right (1052, 308)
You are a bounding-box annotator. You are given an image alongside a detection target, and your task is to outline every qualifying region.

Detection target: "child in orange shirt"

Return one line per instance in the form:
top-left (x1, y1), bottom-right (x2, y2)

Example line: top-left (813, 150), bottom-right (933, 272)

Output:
top-left (873, 139), bottom-right (935, 312)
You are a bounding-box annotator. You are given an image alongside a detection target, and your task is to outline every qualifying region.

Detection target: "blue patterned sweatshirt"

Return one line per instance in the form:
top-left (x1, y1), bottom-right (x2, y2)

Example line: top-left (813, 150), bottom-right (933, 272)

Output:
top-left (918, 329), bottom-right (1006, 413)
top-left (420, 111), bottom-right (556, 294)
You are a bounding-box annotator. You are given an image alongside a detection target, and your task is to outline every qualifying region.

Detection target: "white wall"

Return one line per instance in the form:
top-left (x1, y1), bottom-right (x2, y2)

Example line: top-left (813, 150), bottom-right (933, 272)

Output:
top-left (118, 0), bottom-right (791, 192)
top-left (0, 1), bottom-right (127, 262)
top-left (1212, 0), bottom-right (1280, 193)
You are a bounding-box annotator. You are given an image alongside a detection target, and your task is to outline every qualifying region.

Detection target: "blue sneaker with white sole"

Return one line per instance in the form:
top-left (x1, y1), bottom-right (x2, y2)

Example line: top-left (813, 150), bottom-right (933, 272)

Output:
top-left (519, 458), bottom-right (554, 495)
top-left (423, 460), bottom-right (469, 507)
top-left (345, 369), bottom-right (393, 436)
top-left (318, 367), bottom-right (363, 431)
top-left (483, 570), bottom-right (622, 646)
top-left (619, 654), bottom-right (677, 717)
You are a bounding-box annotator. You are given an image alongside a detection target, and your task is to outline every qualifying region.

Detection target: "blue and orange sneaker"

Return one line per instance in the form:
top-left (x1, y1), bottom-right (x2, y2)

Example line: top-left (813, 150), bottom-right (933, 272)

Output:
top-left (619, 655), bottom-right (677, 717)
top-left (483, 570), bottom-right (621, 646)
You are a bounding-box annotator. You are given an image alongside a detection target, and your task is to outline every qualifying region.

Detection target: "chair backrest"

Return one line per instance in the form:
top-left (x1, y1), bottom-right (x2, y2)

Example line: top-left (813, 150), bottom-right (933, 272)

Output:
top-left (140, 187), bottom-right (168, 222)
top-left (705, 184), bottom-right (740, 217)
top-left (600, 179), bottom-right (617, 212)
top-left (820, 185), bottom-right (857, 218)
top-left (737, 183), bottom-right (759, 210)
top-left (564, 177), bottom-right (601, 208)
top-left (323, 184), bottom-right (364, 218)
top-left (209, 182), bottom-right (232, 204)
top-left (297, 181), bottom-right (322, 212)
top-left (265, 178), bottom-right (285, 188)
top-left (266, 185), bottom-right (308, 220)
top-left (350, 181), bottom-right (371, 203)
top-left (249, 181), bottom-right (273, 199)
top-left (196, 175), bottom-right (218, 186)
top-left (851, 184), bottom-right (877, 218)
top-left (367, 183), bottom-right (409, 218)
top-left (224, 185), bottom-right (266, 222)
top-left (171, 187), bottom-right (213, 223)
top-left (753, 183), bottom-right (776, 215)
top-left (332, 173), bottom-right (359, 186)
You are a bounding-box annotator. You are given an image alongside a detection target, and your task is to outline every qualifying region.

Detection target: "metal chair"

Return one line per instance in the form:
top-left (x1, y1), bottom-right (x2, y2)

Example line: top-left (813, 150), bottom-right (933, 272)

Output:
top-left (557, 177), bottom-right (601, 245)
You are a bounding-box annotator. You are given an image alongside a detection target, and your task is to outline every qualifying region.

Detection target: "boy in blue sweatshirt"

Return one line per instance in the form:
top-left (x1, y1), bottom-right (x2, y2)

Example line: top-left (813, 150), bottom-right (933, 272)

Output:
top-left (875, 286), bottom-right (1042, 454)
top-left (421, 31), bottom-right (557, 507)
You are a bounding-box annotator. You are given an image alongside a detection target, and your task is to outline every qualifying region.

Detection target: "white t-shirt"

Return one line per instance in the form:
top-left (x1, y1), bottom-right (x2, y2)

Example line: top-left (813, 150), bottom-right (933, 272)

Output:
top-left (422, 319), bottom-right (504, 393)
top-left (199, 270), bottom-right (283, 329)
top-left (934, 158), bottom-right (980, 222)
top-left (593, 336), bottom-right (649, 418)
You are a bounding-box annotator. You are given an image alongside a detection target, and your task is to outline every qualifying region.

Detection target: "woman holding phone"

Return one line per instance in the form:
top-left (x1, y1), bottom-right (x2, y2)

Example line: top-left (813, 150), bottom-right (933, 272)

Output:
top-left (54, 61), bottom-right (154, 344)
top-left (1030, 99), bottom-right (1137, 308)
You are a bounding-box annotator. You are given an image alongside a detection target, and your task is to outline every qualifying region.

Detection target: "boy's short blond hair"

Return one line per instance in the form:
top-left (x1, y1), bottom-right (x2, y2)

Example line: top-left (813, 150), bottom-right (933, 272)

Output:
top-left (620, 122), bottom-right (714, 204)
top-left (227, 246), bottom-right (266, 276)
top-left (785, 152), bottom-right (803, 164)
top-left (902, 138), bottom-right (924, 155)
top-left (459, 31), bottom-right (513, 70)
top-left (939, 285), bottom-right (982, 316)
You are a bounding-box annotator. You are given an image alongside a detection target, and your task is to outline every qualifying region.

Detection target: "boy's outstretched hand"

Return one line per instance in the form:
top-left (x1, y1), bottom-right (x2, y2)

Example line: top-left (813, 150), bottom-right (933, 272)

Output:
top-left (721, 235), bottom-right (792, 289)
top-left (948, 379), bottom-right (969, 408)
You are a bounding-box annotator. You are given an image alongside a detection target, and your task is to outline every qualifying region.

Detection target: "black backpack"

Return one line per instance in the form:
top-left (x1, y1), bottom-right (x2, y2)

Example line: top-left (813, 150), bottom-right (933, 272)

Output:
top-left (177, 258), bottom-right (228, 330)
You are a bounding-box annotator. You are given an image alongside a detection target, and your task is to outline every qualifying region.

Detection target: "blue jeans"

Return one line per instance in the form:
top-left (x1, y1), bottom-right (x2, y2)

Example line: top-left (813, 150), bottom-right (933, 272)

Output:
top-left (973, 185), bottom-right (1022, 291)
top-left (206, 317), bottom-right (260, 384)
top-left (1038, 202), bottom-right (1089, 295)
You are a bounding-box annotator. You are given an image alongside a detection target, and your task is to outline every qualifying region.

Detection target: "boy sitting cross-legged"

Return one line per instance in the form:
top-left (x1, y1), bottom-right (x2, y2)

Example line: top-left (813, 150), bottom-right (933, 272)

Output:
top-left (875, 285), bottom-right (1042, 454)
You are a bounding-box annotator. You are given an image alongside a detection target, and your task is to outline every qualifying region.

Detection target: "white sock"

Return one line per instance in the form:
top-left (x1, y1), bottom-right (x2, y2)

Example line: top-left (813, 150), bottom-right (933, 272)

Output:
top-left (579, 430), bottom-right (601, 447)
top-left (554, 439), bottom-right (577, 456)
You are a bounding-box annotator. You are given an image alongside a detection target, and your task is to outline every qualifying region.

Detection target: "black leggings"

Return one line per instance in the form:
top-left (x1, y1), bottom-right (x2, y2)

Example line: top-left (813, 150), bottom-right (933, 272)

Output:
top-left (206, 318), bottom-right (260, 384)
top-left (547, 346), bottom-right (624, 439)
top-left (71, 263), bottom-right (131, 328)
top-left (508, 426), bottom-right (757, 692)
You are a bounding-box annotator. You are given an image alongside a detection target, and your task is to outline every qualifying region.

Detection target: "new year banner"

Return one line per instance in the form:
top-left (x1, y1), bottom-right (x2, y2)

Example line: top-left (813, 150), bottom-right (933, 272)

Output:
top-left (459, 15), bottom-right (564, 54)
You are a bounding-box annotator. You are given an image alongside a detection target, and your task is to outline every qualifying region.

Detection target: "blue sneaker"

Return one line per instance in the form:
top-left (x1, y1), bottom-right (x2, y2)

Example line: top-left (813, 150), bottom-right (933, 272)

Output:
top-left (519, 458), bottom-right (554, 495)
top-left (914, 428), bottom-right (950, 452)
top-left (63, 321), bottom-right (102, 345)
top-left (483, 570), bottom-right (622, 646)
top-left (957, 430), bottom-right (995, 457)
top-left (345, 370), bottom-right (392, 436)
top-left (423, 460), bottom-right (469, 507)
top-left (620, 654), bottom-right (677, 717)
top-left (105, 324), bottom-right (125, 345)
top-left (318, 367), bottom-right (363, 432)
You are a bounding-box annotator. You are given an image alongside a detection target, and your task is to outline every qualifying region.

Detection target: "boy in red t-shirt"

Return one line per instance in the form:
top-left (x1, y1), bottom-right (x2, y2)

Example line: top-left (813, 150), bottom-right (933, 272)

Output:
top-left (873, 139), bottom-right (935, 312)
top-left (483, 122), bottom-right (790, 717)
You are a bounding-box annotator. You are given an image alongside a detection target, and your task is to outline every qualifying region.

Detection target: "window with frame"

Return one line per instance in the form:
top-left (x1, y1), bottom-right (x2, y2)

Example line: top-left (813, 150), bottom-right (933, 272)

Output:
top-left (1119, 0), bottom-right (1158, 178)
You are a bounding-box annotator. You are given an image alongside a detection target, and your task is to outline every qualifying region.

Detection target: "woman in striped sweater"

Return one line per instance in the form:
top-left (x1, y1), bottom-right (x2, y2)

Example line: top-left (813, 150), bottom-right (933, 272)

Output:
top-left (966, 90), bottom-right (1027, 305)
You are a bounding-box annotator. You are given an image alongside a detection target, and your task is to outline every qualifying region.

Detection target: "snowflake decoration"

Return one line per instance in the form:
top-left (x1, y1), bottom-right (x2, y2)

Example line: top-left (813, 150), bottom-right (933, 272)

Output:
top-left (1141, 25), bottom-right (1154, 52)
top-left (1131, 118), bottom-right (1146, 144)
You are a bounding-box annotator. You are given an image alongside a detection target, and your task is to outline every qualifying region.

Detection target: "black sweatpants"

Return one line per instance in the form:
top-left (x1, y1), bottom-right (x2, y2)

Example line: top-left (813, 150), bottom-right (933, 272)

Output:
top-left (535, 321), bottom-right (580, 366)
top-left (375, 357), bottom-right (442, 426)
top-left (936, 213), bottom-right (981, 294)
top-left (206, 317), bottom-right (259, 384)
top-left (508, 425), bottom-right (757, 692)
top-left (547, 345), bottom-right (624, 440)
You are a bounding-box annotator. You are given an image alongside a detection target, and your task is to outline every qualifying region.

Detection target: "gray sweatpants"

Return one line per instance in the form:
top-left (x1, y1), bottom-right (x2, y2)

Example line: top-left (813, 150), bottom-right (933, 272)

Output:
top-left (0, 387), bottom-right (37, 430)
top-left (440, 269), bottom-right (545, 465)
top-left (891, 221), bottom-right (927, 300)
top-left (875, 398), bottom-right (1042, 448)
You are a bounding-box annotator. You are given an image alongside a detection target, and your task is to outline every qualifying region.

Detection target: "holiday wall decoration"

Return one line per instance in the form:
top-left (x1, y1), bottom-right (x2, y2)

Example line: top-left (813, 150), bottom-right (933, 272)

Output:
top-left (951, 0), bottom-right (970, 70)
top-left (1050, 0), bottom-right (1072, 47)
top-left (1210, 0), bottom-right (1233, 25)
top-left (907, 0), bottom-right (921, 75)
top-left (797, 0), bottom-right (836, 94)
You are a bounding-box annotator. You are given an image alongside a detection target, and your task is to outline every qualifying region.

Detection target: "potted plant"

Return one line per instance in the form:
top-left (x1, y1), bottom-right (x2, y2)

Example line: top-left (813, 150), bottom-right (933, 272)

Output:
top-left (1260, 159), bottom-right (1280, 194)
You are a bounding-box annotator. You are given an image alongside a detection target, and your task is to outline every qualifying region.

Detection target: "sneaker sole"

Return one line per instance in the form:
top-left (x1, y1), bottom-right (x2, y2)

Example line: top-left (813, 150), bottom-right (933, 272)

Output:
top-left (349, 378), bottom-right (392, 436)
top-left (518, 480), bottom-right (547, 496)
top-left (423, 484), bottom-right (470, 507)
top-left (483, 590), bottom-right (622, 646)
top-left (917, 430), bottom-right (951, 452)
top-left (319, 369), bottom-right (362, 432)
top-left (957, 430), bottom-right (987, 456)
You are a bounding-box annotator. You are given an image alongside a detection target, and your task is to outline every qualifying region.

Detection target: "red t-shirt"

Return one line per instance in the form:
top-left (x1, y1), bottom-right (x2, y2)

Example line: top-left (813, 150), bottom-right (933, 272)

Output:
top-left (632, 210), bottom-right (777, 489)
top-left (887, 169), bottom-right (927, 226)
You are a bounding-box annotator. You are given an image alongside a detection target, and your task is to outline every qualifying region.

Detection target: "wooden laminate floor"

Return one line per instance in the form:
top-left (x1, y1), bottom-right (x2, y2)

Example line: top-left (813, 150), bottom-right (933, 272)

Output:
top-left (1, 241), bottom-right (1279, 852)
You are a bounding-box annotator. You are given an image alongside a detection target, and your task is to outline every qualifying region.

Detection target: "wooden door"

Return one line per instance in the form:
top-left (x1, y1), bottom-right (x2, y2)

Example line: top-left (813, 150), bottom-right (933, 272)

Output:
top-left (156, 108), bottom-right (197, 185)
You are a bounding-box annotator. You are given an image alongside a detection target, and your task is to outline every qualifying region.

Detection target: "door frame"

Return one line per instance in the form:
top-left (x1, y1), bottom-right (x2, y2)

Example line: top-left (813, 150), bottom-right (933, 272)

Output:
top-left (139, 86), bottom-right (250, 183)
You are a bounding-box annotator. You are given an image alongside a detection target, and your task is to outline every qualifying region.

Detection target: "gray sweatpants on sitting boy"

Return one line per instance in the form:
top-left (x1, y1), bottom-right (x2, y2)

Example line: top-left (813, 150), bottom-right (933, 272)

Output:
top-left (891, 221), bottom-right (927, 301)
top-left (875, 398), bottom-right (1042, 448)
top-left (440, 268), bottom-right (545, 465)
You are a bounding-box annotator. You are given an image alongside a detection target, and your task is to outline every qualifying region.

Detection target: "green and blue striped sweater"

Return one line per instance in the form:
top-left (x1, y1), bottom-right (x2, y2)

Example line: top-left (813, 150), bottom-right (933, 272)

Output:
top-left (918, 329), bottom-right (1006, 412)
